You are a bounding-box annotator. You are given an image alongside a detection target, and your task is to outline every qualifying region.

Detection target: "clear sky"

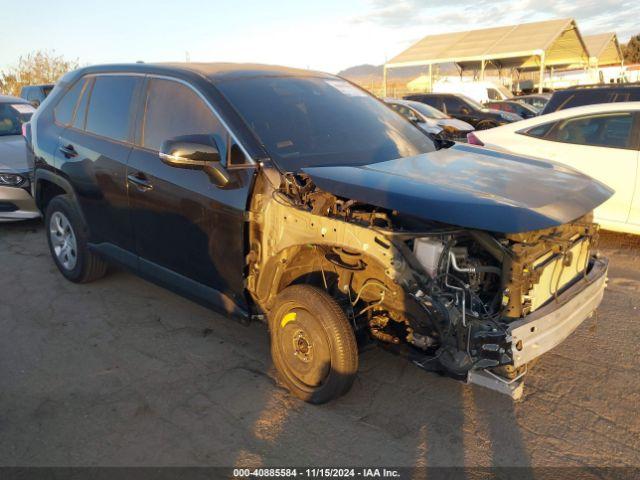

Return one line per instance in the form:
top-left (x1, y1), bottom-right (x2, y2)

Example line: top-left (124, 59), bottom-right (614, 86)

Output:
top-left (3, 0), bottom-right (638, 74)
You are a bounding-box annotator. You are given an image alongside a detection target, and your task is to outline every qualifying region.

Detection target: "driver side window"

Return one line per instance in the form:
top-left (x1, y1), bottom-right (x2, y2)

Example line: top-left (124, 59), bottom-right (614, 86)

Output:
top-left (141, 78), bottom-right (250, 165)
top-left (143, 79), bottom-right (224, 153)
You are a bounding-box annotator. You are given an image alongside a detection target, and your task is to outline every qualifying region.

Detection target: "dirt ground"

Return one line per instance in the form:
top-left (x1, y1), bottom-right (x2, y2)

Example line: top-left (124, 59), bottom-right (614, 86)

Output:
top-left (1, 219), bottom-right (639, 468)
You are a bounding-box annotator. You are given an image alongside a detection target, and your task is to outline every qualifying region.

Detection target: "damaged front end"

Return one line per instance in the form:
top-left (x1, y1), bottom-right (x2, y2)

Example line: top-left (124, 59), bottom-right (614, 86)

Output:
top-left (247, 170), bottom-right (608, 400)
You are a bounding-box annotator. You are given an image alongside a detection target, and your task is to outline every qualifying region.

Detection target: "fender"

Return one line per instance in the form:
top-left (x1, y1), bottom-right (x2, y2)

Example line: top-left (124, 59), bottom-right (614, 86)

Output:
top-left (34, 169), bottom-right (88, 226)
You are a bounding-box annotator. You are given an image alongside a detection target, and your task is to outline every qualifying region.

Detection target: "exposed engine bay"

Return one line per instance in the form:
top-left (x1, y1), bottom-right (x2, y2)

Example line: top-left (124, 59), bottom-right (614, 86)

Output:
top-left (247, 171), bottom-right (601, 395)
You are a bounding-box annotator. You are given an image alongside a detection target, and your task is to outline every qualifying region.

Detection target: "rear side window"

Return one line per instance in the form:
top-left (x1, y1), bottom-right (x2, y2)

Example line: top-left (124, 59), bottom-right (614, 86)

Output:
top-left (54, 79), bottom-right (86, 125)
top-left (141, 78), bottom-right (224, 152)
top-left (442, 96), bottom-right (465, 114)
top-left (550, 112), bottom-right (634, 149)
top-left (85, 75), bottom-right (140, 142)
top-left (417, 96), bottom-right (440, 109)
top-left (521, 112), bottom-right (635, 149)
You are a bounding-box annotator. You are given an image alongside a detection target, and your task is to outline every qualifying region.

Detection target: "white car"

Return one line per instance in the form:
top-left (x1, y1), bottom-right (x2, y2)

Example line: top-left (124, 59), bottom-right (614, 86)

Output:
top-left (470, 102), bottom-right (640, 234)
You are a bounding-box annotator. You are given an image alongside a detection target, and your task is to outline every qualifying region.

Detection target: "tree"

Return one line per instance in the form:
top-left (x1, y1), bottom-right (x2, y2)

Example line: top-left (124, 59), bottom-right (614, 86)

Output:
top-left (623, 35), bottom-right (640, 64)
top-left (0, 50), bottom-right (79, 96)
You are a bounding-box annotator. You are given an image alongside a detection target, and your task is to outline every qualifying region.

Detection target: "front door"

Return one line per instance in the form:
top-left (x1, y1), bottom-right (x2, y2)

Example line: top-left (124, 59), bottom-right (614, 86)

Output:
top-left (127, 77), bottom-right (255, 308)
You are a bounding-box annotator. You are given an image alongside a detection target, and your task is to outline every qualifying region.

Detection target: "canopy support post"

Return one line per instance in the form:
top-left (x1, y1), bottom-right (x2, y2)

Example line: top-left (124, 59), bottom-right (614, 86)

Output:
top-left (538, 53), bottom-right (545, 93)
top-left (428, 63), bottom-right (433, 92)
top-left (480, 59), bottom-right (485, 81)
top-left (382, 65), bottom-right (388, 97)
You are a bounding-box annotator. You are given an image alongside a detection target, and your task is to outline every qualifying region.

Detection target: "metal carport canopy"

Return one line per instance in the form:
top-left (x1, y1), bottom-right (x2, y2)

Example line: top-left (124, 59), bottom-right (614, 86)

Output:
top-left (583, 32), bottom-right (623, 67)
top-left (383, 18), bottom-right (589, 93)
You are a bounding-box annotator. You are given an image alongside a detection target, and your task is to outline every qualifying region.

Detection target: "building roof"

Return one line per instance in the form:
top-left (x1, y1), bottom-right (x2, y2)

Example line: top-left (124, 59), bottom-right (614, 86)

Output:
top-left (386, 18), bottom-right (589, 71)
top-left (583, 33), bottom-right (623, 66)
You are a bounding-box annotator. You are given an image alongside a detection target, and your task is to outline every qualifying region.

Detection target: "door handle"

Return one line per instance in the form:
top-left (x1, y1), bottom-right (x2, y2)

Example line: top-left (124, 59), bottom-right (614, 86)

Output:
top-left (59, 144), bottom-right (78, 158)
top-left (127, 172), bottom-right (154, 192)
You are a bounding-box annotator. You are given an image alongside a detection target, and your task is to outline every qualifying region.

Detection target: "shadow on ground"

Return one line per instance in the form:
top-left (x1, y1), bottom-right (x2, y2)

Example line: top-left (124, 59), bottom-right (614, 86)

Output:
top-left (0, 223), bottom-right (638, 468)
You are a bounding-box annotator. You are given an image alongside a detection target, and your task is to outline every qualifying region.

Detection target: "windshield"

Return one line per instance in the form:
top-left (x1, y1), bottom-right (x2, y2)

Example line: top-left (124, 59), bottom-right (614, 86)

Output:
top-left (0, 103), bottom-right (34, 136)
top-left (405, 100), bottom-right (449, 119)
top-left (217, 76), bottom-right (435, 170)
top-left (495, 83), bottom-right (513, 99)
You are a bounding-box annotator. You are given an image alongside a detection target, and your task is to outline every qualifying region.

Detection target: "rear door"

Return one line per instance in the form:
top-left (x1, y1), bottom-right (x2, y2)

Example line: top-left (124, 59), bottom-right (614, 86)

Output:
top-left (56, 74), bottom-right (142, 257)
top-left (521, 110), bottom-right (639, 225)
top-left (127, 76), bottom-right (255, 309)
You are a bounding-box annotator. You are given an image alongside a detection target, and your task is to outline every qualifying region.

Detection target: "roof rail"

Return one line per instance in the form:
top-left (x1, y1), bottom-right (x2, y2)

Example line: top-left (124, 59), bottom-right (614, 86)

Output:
top-left (565, 82), bottom-right (640, 90)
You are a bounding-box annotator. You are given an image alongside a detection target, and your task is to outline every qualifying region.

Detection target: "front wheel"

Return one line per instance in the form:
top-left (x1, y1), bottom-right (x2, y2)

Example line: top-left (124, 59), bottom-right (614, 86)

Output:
top-left (269, 285), bottom-right (358, 404)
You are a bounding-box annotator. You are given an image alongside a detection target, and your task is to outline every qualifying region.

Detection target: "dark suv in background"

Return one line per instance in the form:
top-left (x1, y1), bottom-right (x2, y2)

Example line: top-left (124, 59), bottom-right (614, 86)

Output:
top-left (20, 84), bottom-right (54, 107)
top-left (404, 93), bottom-right (522, 129)
top-left (541, 83), bottom-right (640, 114)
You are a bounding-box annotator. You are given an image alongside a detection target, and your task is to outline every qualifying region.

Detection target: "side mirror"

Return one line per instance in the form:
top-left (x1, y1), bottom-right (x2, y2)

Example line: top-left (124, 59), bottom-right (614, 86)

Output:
top-left (460, 107), bottom-right (470, 115)
top-left (160, 135), bottom-right (221, 168)
top-left (30, 100), bottom-right (40, 108)
top-left (159, 135), bottom-right (231, 187)
top-left (408, 113), bottom-right (423, 124)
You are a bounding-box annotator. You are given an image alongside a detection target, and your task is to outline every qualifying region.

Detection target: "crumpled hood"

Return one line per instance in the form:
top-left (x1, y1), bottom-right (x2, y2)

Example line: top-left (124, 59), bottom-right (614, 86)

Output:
top-left (301, 144), bottom-right (613, 233)
top-left (0, 135), bottom-right (29, 173)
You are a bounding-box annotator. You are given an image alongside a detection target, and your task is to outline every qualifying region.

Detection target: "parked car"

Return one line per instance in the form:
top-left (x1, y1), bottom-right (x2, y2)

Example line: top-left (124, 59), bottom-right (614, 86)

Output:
top-left (540, 83), bottom-right (640, 115)
top-left (515, 93), bottom-right (551, 111)
top-left (432, 81), bottom-right (512, 103)
top-left (20, 84), bottom-right (54, 108)
top-left (404, 93), bottom-right (522, 130)
top-left (486, 100), bottom-right (539, 119)
top-left (384, 98), bottom-right (474, 142)
top-left (470, 102), bottom-right (640, 235)
top-left (0, 95), bottom-right (39, 221)
top-left (28, 63), bottom-right (611, 403)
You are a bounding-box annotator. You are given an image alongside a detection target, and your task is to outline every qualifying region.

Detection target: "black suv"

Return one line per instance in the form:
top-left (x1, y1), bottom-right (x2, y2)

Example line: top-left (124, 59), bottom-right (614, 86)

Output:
top-left (20, 84), bottom-right (54, 107)
top-left (541, 83), bottom-right (640, 115)
top-left (27, 63), bottom-right (610, 403)
top-left (403, 93), bottom-right (522, 129)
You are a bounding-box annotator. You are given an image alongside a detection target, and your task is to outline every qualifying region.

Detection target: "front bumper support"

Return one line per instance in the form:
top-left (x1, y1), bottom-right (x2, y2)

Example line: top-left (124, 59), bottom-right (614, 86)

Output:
top-left (508, 257), bottom-right (608, 368)
top-left (467, 256), bottom-right (608, 399)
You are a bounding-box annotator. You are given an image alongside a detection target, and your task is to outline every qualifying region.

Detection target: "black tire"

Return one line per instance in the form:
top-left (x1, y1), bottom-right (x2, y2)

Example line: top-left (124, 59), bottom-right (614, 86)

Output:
top-left (476, 120), bottom-right (498, 130)
top-left (269, 285), bottom-right (358, 404)
top-left (45, 195), bottom-right (108, 283)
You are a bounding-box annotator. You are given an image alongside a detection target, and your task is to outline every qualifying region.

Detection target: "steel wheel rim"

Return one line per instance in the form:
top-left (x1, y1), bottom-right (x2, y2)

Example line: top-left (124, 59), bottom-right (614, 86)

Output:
top-left (49, 211), bottom-right (78, 271)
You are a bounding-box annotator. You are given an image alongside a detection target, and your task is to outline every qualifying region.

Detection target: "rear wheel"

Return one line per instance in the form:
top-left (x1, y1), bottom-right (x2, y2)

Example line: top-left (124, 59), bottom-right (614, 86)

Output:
top-left (269, 285), bottom-right (358, 404)
top-left (45, 195), bottom-right (108, 283)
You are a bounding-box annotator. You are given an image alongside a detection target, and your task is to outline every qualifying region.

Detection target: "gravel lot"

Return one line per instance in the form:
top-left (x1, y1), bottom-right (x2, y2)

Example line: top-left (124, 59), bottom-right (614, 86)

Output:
top-left (1, 220), bottom-right (639, 467)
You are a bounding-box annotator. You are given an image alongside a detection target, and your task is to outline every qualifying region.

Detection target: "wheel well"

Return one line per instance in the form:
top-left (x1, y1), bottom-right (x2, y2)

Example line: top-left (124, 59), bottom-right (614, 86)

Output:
top-left (253, 244), bottom-right (398, 313)
top-left (36, 180), bottom-right (66, 213)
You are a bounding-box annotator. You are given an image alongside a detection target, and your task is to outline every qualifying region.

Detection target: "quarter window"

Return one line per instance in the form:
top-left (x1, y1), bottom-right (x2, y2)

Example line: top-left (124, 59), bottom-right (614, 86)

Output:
top-left (85, 75), bottom-right (140, 142)
top-left (72, 79), bottom-right (92, 130)
top-left (522, 122), bottom-right (555, 139)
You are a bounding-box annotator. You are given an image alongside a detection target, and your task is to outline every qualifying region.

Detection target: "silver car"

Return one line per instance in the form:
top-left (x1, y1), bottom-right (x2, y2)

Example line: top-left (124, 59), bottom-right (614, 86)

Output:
top-left (0, 95), bottom-right (39, 221)
top-left (384, 98), bottom-right (475, 142)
